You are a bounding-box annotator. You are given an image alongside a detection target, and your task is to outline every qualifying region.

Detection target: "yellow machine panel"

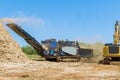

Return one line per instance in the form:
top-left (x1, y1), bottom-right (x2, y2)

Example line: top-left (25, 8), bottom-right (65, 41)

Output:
top-left (103, 45), bottom-right (120, 57)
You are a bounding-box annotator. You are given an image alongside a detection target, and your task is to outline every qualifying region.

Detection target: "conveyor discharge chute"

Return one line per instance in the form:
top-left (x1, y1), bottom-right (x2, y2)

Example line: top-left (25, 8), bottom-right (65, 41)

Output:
top-left (7, 23), bottom-right (44, 57)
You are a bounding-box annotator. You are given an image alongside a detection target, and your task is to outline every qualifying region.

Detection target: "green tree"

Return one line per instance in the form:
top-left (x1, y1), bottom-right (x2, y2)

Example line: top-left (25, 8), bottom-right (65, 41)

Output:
top-left (22, 45), bottom-right (37, 55)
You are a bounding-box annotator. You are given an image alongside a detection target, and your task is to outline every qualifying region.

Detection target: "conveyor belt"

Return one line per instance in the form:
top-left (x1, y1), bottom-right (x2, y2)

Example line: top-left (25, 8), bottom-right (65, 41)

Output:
top-left (7, 23), bottom-right (44, 57)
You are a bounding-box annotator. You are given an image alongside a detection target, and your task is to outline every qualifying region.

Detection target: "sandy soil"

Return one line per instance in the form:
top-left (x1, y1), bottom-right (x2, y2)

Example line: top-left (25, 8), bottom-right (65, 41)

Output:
top-left (0, 61), bottom-right (120, 80)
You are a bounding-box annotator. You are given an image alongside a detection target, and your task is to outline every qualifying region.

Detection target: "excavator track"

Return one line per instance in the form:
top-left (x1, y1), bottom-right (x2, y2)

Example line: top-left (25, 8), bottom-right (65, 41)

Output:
top-left (99, 57), bottom-right (110, 65)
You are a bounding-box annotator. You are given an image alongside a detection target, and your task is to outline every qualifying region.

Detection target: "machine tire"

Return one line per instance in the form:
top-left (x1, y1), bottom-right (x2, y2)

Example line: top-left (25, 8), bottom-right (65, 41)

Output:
top-left (56, 57), bottom-right (62, 62)
top-left (77, 57), bottom-right (80, 62)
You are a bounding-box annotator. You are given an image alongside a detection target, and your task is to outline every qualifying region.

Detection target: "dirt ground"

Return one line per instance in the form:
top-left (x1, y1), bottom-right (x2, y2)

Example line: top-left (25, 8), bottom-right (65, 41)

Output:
top-left (0, 61), bottom-right (120, 80)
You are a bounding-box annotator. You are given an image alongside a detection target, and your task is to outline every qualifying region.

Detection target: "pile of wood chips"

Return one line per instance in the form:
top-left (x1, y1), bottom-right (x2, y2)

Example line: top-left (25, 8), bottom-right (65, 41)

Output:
top-left (0, 23), bottom-right (28, 63)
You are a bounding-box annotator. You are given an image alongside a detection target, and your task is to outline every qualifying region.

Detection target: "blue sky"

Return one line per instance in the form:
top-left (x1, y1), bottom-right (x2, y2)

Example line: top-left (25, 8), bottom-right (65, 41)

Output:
top-left (0, 0), bottom-right (120, 46)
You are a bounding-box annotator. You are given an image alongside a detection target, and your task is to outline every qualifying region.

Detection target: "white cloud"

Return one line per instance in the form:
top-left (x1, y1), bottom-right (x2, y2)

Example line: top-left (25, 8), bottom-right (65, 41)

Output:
top-left (0, 15), bottom-right (44, 27)
top-left (74, 34), bottom-right (105, 43)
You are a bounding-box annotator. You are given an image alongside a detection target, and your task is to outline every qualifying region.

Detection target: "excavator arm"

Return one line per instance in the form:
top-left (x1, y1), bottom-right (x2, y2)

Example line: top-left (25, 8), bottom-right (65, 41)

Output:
top-left (7, 23), bottom-right (44, 57)
top-left (114, 21), bottom-right (119, 45)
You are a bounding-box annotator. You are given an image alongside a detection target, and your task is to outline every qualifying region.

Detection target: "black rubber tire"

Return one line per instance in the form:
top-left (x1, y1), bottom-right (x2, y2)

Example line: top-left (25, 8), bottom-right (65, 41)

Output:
top-left (56, 57), bottom-right (61, 62)
top-left (103, 58), bottom-right (110, 64)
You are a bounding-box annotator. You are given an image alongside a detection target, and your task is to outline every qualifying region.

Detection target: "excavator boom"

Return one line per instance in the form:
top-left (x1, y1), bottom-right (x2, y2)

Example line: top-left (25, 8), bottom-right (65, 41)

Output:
top-left (114, 21), bottom-right (119, 45)
top-left (7, 23), bottom-right (44, 57)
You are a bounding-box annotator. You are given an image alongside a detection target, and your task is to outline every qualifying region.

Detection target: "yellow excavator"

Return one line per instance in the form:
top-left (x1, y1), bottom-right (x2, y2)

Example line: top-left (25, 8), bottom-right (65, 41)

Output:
top-left (99, 20), bottom-right (120, 64)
